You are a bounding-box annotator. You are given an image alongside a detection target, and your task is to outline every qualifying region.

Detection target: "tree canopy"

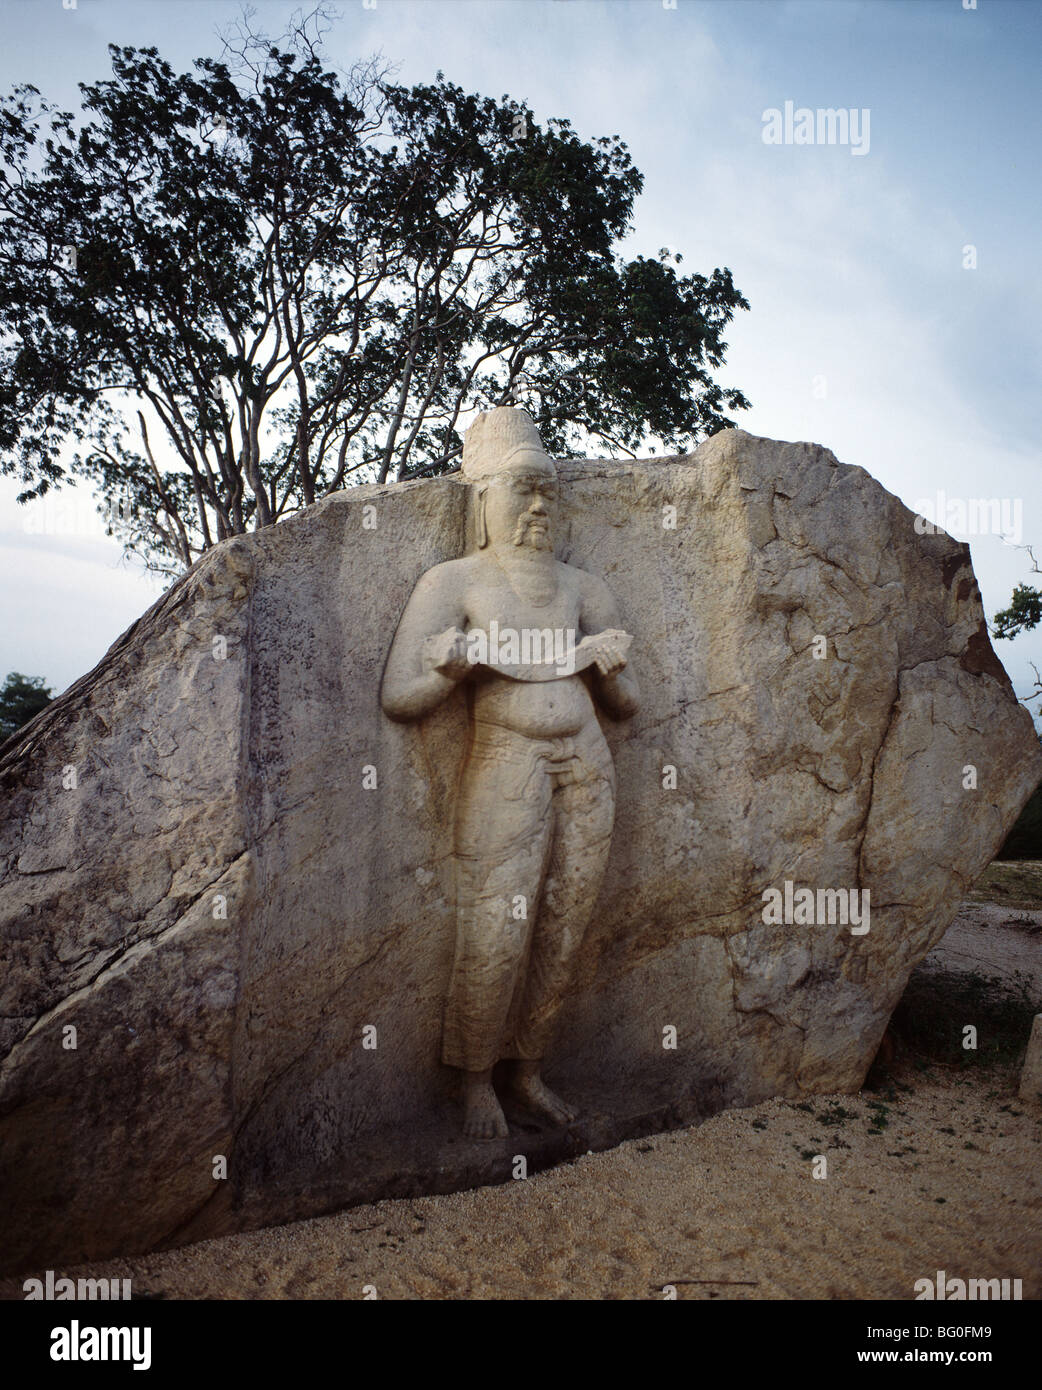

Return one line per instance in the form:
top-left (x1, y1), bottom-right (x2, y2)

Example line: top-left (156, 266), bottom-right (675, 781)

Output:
top-left (0, 672), bottom-right (52, 742)
top-left (993, 581), bottom-right (1042, 642)
top-left (0, 21), bottom-right (750, 573)
top-left (992, 548), bottom-right (1042, 715)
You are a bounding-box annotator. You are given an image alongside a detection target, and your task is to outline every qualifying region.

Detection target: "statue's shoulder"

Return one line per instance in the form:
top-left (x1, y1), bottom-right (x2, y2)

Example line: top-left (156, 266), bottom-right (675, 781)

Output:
top-left (564, 562), bottom-right (623, 626)
top-left (409, 553), bottom-right (480, 596)
top-left (563, 561), bottom-right (612, 595)
top-left (416, 554), bottom-right (472, 581)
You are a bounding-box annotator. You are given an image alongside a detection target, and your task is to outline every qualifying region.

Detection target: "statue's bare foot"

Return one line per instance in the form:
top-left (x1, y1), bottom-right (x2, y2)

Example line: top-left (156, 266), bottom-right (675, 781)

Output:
top-left (507, 1065), bottom-right (577, 1126)
top-left (462, 1076), bottom-right (509, 1141)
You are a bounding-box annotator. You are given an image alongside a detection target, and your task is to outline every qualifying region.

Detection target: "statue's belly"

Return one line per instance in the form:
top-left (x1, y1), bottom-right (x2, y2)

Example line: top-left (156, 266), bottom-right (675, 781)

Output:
top-left (472, 674), bottom-right (594, 737)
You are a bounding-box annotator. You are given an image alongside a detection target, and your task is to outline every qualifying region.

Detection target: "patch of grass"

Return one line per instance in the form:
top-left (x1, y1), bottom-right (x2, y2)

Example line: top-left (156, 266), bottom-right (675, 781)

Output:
top-left (817, 1103), bottom-right (858, 1126)
top-left (866, 1100), bottom-right (891, 1134)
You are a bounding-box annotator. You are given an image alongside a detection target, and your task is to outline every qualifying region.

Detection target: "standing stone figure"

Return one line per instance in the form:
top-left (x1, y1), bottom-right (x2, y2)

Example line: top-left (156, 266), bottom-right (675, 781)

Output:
top-left (381, 408), bottom-right (639, 1139)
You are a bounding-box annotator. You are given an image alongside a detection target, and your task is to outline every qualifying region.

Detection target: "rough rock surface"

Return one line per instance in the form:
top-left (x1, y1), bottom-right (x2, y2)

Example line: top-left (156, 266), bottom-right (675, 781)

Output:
top-left (1, 428), bottom-right (1038, 1274)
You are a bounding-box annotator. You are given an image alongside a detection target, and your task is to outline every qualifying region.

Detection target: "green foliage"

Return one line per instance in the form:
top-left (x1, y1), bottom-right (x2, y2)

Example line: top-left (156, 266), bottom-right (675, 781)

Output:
top-left (815, 1103), bottom-right (857, 1126)
top-left (992, 583), bottom-right (1042, 640)
top-left (0, 671), bottom-right (52, 741)
top-left (866, 1100), bottom-right (890, 1133)
top-left (0, 22), bottom-right (750, 573)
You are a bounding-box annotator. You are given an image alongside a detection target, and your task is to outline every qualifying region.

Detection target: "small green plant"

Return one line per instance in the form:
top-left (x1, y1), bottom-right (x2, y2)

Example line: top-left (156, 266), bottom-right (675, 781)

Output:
top-left (817, 1103), bottom-right (858, 1126)
top-left (866, 1100), bottom-right (890, 1133)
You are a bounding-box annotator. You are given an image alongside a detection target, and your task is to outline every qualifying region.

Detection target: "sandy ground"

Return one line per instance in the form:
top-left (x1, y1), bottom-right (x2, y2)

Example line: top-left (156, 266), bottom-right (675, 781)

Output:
top-left (3, 898), bottom-right (1040, 1301)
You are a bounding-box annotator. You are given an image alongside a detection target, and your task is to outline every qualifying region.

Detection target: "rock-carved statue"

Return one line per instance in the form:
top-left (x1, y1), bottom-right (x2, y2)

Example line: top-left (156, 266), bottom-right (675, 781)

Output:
top-left (381, 408), bottom-right (639, 1139)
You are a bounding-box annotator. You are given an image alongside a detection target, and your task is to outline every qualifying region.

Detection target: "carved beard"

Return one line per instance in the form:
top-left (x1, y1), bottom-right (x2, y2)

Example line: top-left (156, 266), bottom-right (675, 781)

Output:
top-left (512, 514), bottom-right (553, 550)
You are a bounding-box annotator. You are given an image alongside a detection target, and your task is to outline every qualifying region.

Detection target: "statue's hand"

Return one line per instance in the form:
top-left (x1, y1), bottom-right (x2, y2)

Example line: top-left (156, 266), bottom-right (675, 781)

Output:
top-left (579, 629), bottom-right (630, 678)
top-left (423, 626), bottom-right (472, 681)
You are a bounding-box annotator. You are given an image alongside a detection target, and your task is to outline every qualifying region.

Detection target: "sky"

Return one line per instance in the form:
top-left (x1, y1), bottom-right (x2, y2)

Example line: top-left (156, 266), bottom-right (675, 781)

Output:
top-left (1, 0), bottom-right (1040, 718)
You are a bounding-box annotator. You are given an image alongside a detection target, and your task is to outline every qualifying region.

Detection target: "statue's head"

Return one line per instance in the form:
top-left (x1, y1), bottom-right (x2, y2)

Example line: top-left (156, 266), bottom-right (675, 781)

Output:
top-left (461, 407), bottom-right (559, 552)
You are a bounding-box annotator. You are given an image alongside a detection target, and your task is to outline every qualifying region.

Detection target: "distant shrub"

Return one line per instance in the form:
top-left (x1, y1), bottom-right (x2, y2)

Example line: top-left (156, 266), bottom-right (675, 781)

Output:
top-left (0, 672), bottom-right (52, 742)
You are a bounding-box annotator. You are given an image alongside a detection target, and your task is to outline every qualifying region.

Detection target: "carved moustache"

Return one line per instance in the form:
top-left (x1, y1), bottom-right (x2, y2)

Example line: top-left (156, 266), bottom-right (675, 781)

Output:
top-left (511, 512), bottom-right (553, 548)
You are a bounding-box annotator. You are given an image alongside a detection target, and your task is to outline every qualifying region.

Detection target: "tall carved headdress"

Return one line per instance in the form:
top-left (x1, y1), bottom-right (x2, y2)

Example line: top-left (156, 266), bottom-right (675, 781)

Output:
top-left (461, 407), bottom-right (553, 482)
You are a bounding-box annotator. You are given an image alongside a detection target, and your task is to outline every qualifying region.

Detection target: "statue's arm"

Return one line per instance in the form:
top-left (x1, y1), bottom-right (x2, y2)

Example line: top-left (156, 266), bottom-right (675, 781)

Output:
top-left (579, 571), bottom-right (640, 720)
top-left (380, 565), bottom-right (468, 722)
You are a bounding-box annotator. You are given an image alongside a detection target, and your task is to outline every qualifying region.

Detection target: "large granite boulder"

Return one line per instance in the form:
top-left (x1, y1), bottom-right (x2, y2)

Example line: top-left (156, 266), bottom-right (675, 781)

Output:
top-left (1, 428), bottom-right (1038, 1274)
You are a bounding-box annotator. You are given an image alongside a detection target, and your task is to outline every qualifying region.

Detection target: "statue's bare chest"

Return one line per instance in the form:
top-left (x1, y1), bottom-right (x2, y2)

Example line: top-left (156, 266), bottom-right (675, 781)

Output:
top-left (463, 570), bottom-right (583, 635)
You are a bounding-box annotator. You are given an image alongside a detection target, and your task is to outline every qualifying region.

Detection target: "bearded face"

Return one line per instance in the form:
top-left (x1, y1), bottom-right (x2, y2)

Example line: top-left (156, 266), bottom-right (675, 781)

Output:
top-left (511, 509), bottom-right (553, 550)
top-left (482, 452), bottom-right (560, 553)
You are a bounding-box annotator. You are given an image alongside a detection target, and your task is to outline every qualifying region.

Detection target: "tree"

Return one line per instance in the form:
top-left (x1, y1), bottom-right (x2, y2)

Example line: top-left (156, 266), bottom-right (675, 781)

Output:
top-left (993, 550), bottom-right (1042, 641)
top-left (0, 16), bottom-right (750, 574)
top-left (992, 546), bottom-right (1042, 714)
top-left (0, 672), bottom-right (52, 741)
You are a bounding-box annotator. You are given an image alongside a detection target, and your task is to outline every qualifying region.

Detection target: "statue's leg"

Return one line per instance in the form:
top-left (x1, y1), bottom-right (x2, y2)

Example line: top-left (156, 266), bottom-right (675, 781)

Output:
top-left (505, 740), bottom-right (616, 1121)
top-left (442, 743), bottom-right (553, 1138)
